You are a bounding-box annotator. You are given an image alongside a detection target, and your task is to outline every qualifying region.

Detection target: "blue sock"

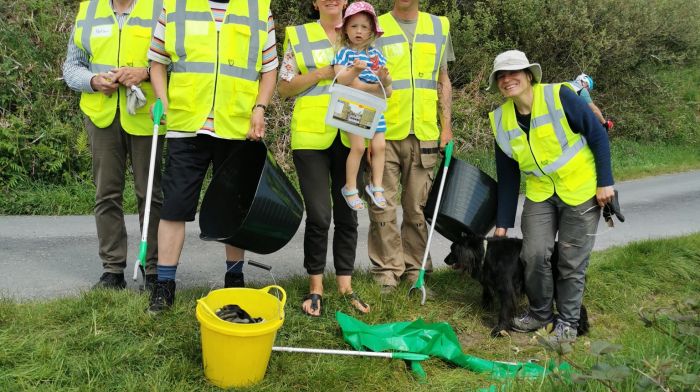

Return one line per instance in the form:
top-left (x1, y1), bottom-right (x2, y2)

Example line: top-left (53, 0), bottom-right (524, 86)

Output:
top-left (157, 264), bottom-right (177, 282)
top-left (225, 260), bottom-right (244, 274)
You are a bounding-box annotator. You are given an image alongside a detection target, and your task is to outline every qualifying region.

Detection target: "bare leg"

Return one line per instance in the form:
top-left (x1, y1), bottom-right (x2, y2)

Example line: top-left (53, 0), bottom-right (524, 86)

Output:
top-left (225, 245), bottom-right (244, 261)
top-left (370, 133), bottom-right (386, 206)
top-left (344, 133), bottom-right (366, 207)
top-left (301, 274), bottom-right (324, 316)
top-left (157, 219), bottom-right (185, 266)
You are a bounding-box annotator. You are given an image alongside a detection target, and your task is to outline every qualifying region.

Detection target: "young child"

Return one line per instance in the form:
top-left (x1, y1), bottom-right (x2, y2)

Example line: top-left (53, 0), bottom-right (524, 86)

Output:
top-left (332, 1), bottom-right (392, 211)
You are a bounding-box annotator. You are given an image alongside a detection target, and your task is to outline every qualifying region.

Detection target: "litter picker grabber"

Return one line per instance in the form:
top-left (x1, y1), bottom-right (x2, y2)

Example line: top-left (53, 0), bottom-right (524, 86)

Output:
top-left (409, 140), bottom-right (454, 305)
top-left (271, 346), bottom-right (429, 362)
top-left (132, 99), bottom-right (163, 282)
top-left (272, 346), bottom-right (429, 378)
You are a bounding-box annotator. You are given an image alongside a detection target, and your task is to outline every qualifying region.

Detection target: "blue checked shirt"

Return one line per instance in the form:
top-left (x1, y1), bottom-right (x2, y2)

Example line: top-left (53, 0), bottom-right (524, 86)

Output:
top-left (62, 0), bottom-right (133, 93)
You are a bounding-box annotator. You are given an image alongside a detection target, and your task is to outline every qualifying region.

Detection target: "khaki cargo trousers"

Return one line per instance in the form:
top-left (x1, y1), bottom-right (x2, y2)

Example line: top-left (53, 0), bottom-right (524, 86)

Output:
top-left (367, 135), bottom-right (439, 287)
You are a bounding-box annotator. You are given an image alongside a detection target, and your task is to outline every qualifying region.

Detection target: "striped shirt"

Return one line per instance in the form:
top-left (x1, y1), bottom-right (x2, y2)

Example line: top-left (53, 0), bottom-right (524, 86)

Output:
top-left (332, 46), bottom-right (387, 133)
top-left (332, 46), bottom-right (386, 84)
top-left (62, 0), bottom-right (135, 93)
top-left (148, 2), bottom-right (278, 138)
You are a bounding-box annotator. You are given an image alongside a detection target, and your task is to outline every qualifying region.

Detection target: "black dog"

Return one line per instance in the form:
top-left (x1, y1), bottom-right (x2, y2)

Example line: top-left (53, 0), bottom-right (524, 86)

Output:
top-left (445, 235), bottom-right (589, 337)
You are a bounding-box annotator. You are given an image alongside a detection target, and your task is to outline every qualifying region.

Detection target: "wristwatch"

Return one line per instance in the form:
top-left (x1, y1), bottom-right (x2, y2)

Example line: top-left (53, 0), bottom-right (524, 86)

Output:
top-left (252, 104), bottom-right (267, 112)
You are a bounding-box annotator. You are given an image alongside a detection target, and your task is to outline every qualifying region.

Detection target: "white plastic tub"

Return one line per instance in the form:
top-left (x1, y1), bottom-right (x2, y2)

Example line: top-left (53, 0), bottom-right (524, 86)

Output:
top-left (325, 76), bottom-right (387, 139)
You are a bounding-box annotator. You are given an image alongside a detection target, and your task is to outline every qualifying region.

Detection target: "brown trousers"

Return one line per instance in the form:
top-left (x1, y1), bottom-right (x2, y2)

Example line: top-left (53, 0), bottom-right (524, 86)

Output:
top-left (85, 114), bottom-right (163, 275)
top-left (367, 135), bottom-right (438, 286)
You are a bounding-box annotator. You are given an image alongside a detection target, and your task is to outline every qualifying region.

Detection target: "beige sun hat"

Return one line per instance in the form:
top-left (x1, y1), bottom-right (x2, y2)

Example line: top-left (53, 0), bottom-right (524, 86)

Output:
top-left (486, 50), bottom-right (542, 91)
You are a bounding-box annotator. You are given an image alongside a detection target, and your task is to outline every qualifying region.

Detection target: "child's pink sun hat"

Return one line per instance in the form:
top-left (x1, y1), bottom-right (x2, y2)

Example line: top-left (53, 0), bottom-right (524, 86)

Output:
top-left (336, 1), bottom-right (384, 37)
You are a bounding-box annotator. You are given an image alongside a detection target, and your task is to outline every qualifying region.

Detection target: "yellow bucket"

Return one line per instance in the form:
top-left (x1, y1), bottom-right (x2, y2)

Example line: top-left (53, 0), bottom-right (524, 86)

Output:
top-left (195, 285), bottom-right (286, 388)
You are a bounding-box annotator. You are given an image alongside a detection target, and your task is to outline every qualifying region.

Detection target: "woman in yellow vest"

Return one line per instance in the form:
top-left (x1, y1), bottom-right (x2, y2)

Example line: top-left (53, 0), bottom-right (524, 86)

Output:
top-left (145, 0), bottom-right (278, 313)
top-left (278, 0), bottom-right (370, 317)
top-left (488, 50), bottom-right (616, 343)
top-left (63, 0), bottom-right (164, 290)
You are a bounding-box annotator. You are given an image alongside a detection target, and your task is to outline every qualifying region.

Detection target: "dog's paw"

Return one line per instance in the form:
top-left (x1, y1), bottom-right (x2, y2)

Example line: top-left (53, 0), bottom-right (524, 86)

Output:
top-left (490, 326), bottom-right (511, 338)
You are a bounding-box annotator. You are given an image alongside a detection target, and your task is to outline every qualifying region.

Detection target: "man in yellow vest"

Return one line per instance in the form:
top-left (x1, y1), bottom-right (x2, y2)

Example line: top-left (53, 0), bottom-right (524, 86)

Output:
top-left (63, 0), bottom-right (164, 290)
top-left (370, 0), bottom-right (455, 293)
top-left (145, 0), bottom-right (278, 313)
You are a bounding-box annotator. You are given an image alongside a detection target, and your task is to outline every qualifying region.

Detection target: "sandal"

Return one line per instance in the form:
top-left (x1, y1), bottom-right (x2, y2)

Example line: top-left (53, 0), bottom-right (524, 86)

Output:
top-left (301, 293), bottom-right (322, 317)
top-left (341, 186), bottom-right (365, 211)
top-left (344, 292), bottom-right (370, 314)
top-left (364, 184), bottom-right (387, 209)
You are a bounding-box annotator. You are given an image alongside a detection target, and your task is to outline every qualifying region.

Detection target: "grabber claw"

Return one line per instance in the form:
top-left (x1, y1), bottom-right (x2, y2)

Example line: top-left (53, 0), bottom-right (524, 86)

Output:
top-left (408, 269), bottom-right (428, 305)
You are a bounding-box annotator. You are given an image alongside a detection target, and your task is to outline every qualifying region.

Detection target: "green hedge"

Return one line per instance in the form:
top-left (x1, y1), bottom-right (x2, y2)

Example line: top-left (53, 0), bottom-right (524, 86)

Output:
top-left (1, 0), bottom-right (699, 189)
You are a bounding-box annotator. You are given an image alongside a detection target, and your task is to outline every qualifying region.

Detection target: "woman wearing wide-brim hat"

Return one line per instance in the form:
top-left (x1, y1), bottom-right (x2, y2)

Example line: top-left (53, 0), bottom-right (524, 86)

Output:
top-left (487, 50), bottom-right (615, 342)
top-left (277, 0), bottom-right (370, 317)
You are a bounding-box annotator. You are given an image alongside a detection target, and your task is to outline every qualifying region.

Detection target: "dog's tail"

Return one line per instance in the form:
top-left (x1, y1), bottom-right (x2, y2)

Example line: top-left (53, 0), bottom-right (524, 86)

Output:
top-left (577, 304), bottom-right (590, 336)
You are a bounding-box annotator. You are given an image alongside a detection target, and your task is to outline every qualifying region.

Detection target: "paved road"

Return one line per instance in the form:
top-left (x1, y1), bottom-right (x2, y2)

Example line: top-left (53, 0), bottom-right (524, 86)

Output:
top-left (1, 170), bottom-right (699, 300)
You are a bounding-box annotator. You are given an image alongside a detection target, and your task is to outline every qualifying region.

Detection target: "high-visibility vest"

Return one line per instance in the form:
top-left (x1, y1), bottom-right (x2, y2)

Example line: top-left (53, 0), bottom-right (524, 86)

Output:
top-left (284, 22), bottom-right (349, 150)
top-left (375, 12), bottom-right (449, 141)
top-left (489, 83), bottom-right (598, 206)
top-left (74, 0), bottom-right (163, 135)
top-left (162, 0), bottom-right (270, 139)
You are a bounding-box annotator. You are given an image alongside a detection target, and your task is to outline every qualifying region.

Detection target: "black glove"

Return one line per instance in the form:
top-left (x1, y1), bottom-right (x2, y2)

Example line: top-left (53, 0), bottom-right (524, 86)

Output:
top-left (603, 189), bottom-right (625, 226)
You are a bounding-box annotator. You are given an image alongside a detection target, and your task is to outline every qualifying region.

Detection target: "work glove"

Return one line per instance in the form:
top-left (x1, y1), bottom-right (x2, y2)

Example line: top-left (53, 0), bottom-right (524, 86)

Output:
top-left (603, 189), bottom-right (625, 227)
top-left (126, 85), bottom-right (147, 115)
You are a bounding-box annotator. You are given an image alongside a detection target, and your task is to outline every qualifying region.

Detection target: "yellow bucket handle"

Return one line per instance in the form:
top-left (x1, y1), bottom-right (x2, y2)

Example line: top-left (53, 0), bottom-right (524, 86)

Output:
top-left (260, 285), bottom-right (286, 319)
top-left (197, 298), bottom-right (217, 318)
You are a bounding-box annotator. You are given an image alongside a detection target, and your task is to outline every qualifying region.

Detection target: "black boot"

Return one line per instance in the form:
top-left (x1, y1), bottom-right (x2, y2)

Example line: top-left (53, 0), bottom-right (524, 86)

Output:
top-left (147, 280), bottom-right (176, 314)
top-left (224, 272), bottom-right (245, 288)
top-left (138, 265), bottom-right (158, 292)
top-left (93, 272), bottom-right (127, 290)
top-left (144, 274), bottom-right (158, 292)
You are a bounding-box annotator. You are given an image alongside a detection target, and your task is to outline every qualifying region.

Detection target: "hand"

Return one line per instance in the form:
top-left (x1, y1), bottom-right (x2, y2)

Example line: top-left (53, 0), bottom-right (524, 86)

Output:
top-left (110, 67), bottom-right (148, 88)
top-left (351, 58), bottom-right (367, 71)
top-left (376, 66), bottom-right (391, 85)
top-left (247, 107), bottom-right (265, 140)
top-left (596, 186), bottom-right (615, 208)
top-left (494, 228), bottom-right (507, 237)
top-left (439, 127), bottom-right (453, 149)
top-left (315, 65), bottom-right (335, 81)
top-left (90, 73), bottom-right (119, 96)
top-left (150, 99), bottom-right (168, 125)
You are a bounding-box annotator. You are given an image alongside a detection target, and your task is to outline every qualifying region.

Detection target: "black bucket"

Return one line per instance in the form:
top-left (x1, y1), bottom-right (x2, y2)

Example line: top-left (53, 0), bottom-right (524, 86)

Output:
top-left (199, 142), bottom-right (304, 254)
top-left (423, 157), bottom-right (498, 242)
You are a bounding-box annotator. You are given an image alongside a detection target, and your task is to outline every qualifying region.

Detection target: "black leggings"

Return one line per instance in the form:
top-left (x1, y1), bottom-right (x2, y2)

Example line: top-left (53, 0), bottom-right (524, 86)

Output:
top-left (292, 133), bottom-right (359, 276)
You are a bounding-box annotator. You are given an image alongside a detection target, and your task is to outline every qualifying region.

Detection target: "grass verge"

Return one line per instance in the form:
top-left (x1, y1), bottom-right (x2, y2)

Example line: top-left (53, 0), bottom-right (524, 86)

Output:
top-left (1, 234), bottom-right (699, 391)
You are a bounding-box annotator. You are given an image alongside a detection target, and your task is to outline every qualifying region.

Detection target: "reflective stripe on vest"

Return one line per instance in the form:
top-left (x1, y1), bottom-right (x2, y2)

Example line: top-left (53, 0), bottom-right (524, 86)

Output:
top-left (285, 22), bottom-right (349, 150)
top-left (163, 0), bottom-right (269, 138)
top-left (74, 0), bottom-right (163, 135)
top-left (375, 12), bottom-right (448, 141)
top-left (489, 83), bottom-right (597, 205)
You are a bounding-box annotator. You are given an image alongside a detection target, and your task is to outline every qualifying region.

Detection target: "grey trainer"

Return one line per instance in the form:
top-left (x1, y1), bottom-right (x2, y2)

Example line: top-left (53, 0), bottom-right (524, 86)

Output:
top-left (511, 311), bottom-right (554, 332)
top-left (547, 321), bottom-right (578, 344)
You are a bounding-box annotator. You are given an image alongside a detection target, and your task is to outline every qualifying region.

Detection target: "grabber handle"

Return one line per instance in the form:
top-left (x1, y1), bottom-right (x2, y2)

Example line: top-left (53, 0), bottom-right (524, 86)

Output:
top-left (392, 352), bottom-right (430, 361)
top-left (152, 98), bottom-right (164, 125)
top-left (248, 260), bottom-right (272, 271)
top-left (443, 140), bottom-right (454, 168)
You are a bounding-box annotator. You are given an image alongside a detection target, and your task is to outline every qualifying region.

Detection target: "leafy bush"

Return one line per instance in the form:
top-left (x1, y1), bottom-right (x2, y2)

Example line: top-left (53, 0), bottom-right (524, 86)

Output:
top-left (1, 0), bottom-right (699, 191)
